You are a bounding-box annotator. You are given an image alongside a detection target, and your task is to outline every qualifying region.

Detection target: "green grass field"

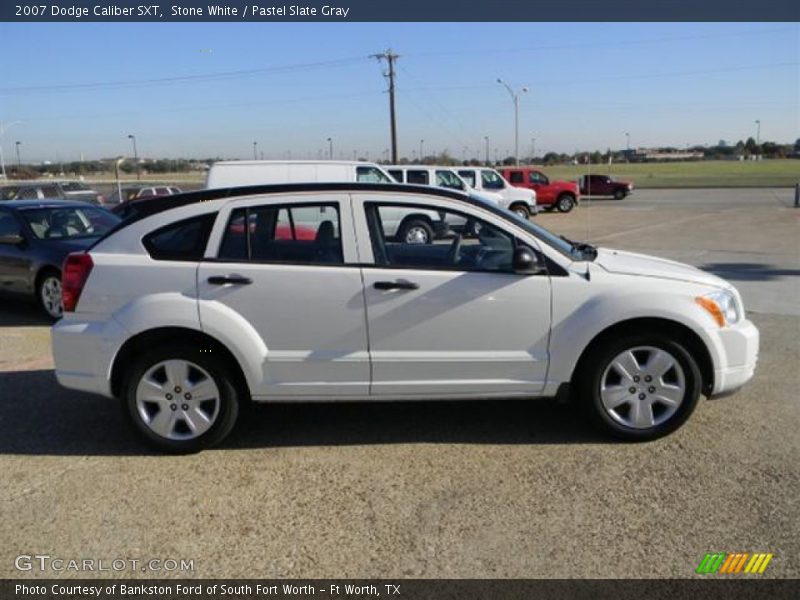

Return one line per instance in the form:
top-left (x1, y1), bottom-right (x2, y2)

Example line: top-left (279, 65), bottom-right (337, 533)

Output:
top-left (539, 159), bottom-right (799, 188)
top-left (77, 159), bottom-right (799, 189)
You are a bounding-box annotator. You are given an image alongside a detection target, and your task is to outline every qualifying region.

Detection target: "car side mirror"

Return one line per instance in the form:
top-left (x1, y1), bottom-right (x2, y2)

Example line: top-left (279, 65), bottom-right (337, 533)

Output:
top-left (0, 232), bottom-right (24, 245)
top-left (512, 246), bottom-right (545, 275)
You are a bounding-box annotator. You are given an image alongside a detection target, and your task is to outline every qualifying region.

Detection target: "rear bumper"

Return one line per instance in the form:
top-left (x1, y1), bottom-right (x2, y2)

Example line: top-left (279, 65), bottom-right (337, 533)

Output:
top-left (708, 318), bottom-right (759, 397)
top-left (51, 316), bottom-right (127, 398)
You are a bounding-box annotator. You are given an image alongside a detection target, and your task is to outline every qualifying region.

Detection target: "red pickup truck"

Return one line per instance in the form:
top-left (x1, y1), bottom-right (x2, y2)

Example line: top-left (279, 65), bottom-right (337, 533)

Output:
top-left (499, 167), bottom-right (580, 213)
top-left (579, 174), bottom-right (634, 199)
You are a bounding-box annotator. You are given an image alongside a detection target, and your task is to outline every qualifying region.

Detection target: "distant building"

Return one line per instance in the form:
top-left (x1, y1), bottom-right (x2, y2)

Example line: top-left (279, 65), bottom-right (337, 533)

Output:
top-left (623, 148), bottom-right (705, 162)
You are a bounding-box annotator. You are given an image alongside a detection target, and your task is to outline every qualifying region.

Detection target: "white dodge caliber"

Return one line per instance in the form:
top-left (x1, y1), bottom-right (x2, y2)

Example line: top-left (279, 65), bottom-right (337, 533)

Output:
top-left (52, 183), bottom-right (759, 452)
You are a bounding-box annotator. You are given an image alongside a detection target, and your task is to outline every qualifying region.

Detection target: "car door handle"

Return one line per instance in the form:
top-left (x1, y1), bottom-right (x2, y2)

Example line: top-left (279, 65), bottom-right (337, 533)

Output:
top-left (207, 275), bottom-right (252, 285)
top-left (373, 280), bottom-right (419, 291)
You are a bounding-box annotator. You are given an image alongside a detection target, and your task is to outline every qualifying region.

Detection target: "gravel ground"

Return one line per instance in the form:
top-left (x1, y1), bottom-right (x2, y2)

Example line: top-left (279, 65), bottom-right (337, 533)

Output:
top-left (0, 188), bottom-right (797, 579)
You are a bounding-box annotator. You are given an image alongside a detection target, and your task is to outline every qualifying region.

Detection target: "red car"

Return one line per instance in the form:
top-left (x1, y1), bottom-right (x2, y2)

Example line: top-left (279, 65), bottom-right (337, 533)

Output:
top-left (579, 174), bottom-right (633, 200)
top-left (499, 168), bottom-right (580, 213)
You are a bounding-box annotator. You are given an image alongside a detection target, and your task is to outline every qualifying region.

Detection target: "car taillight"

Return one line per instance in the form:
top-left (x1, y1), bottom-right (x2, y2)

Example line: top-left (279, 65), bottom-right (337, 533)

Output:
top-left (62, 253), bottom-right (93, 312)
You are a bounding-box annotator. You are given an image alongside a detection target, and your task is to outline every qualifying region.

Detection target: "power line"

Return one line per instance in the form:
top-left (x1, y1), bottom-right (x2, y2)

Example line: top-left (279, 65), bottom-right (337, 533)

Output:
top-left (0, 55), bottom-right (369, 95)
top-left (399, 61), bottom-right (798, 93)
top-left (407, 26), bottom-right (797, 59)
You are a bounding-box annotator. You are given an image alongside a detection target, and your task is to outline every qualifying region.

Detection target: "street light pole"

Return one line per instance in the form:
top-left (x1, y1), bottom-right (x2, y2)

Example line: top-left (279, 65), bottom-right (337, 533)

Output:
top-left (0, 120), bottom-right (22, 180)
top-left (327, 137), bottom-right (333, 160)
top-left (419, 139), bottom-right (424, 162)
top-left (127, 134), bottom-right (139, 180)
top-left (531, 137), bottom-right (536, 163)
top-left (253, 141), bottom-right (258, 160)
top-left (497, 79), bottom-right (528, 166)
top-left (625, 132), bottom-right (630, 152)
top-left (755, 120), bottom-right (761, 146)
top-left (15, 141), bottom-right (21, 167)
top-left (484, 136), bottom-right (489, 165)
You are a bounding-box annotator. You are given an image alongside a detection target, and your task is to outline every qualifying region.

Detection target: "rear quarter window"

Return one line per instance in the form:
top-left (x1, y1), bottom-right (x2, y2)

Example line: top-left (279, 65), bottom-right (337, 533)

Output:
top-left (142, 213), bottom-right (216, 261)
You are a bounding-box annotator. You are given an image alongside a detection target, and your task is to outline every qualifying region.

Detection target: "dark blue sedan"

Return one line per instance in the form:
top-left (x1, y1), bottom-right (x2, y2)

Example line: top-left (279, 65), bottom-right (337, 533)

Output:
top-left (0, 200), bottom-right (120, 319)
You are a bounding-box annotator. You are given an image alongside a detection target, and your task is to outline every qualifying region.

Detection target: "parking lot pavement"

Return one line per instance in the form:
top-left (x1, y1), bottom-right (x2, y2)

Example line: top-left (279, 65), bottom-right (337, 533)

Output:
top-left (0, 188), bottom-right (798, 579)
top-left (538, 188), bottom-right (800, 316)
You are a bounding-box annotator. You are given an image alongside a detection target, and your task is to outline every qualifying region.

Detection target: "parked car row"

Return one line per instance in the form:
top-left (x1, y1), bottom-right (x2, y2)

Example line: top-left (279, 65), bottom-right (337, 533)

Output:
top-left (1, 180), bottom-right (105, 205)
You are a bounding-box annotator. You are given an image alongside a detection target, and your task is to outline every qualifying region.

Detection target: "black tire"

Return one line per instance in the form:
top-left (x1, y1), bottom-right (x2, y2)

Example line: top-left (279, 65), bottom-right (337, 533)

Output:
top-left (578, 334), bottom-right (702, 441)
top-left (36, 268), bottom-right (63, 320)
top-left (397, 218), bottom-right (434, 244)
top-left (613, 188), bottom-right (627, 200)
top-left (122, 344), bottom-right (240, 453)
top-left (555, 194), bottom-right (576, 213)
top-left (509, 203), bottom-right (531, 220)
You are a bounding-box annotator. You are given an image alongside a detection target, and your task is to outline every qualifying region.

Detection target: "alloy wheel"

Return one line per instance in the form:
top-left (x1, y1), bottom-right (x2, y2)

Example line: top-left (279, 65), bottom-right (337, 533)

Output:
top-left (599, 346), bottom-right (685, 429)
top-left (135, 360), bottom-right (221, 441)
top-left (40, 276), bottom-right (63, 318)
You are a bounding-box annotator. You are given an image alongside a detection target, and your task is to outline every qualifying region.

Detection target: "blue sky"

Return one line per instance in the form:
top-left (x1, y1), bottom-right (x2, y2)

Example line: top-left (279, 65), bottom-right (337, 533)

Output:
top-left (0, 22), bottom-right (797, 162)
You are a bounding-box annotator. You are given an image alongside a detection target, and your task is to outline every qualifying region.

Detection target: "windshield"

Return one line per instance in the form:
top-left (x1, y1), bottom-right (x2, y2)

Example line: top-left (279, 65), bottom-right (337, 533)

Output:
top-left (0, 186), bottom-right (20, 200)
top-left (468, 194), bottom-right (590, 260)
top-left (22, 206), bottom-right (120, 240)
top-left (59, 182), bottom-right (90, 192)
top-left (435, 170), bottom-right (465, 190)
top-left (356, 166), bottom-right (393, 183)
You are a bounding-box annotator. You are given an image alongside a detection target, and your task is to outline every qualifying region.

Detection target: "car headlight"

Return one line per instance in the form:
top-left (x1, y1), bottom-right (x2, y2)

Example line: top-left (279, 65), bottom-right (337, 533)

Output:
top-left (695, 290), bottom-right (741, 327)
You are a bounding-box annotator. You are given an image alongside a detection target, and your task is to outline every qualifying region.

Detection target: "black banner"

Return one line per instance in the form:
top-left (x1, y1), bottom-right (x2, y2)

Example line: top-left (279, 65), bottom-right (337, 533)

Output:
top-left (3, 0), bottom-right (800, 22)
top-left (3, 580), bottom-right (800, 600)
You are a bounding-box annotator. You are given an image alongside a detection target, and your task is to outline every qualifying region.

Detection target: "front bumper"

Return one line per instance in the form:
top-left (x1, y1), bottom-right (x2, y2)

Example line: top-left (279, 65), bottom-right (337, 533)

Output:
top-left (708, 318), bottom-right (759, 397)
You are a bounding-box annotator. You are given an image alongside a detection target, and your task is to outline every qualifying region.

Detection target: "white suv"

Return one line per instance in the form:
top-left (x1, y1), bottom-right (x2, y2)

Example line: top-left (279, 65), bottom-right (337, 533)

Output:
top-left (52, 183), bottom-right (759, 452)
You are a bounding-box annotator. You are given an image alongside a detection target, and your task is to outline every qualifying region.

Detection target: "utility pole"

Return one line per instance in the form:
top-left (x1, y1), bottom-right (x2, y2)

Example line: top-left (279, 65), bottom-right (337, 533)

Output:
top-left (373, 49), bottom-right (400, 163)
top-left (15, 141), bottom-right (21, 167)
top-left (128, 134), bottom-right (139, 180)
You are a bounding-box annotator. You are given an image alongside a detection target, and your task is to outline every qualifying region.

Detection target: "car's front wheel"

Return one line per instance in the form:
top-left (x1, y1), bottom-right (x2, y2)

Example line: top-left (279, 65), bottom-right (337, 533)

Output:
top-left (556, 194), bottom-right (576, 213)
top-left (509, 203), bottom-right (531, 220)
top-left (37, 270), bottom-right (63, 320)
top-left (123, 345), bottom-right (239, 453)
top-left (580, 335), bottom-right (701, 441)
top-left (613, 189), bottom-right (627, 200)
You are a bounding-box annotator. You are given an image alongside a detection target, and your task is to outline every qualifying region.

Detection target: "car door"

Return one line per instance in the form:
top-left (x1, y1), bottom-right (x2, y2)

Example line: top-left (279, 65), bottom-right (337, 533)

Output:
top-left (352, 193), bottom-right (552, 398)
top-left (0, 209), bottom-right (32, 295)
top-left (198, 194), bottom-right (370, 399)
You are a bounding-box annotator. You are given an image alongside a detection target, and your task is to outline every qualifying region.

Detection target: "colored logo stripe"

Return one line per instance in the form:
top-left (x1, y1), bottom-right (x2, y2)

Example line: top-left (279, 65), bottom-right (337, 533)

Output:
top-left (697, 552), bottom-right (773, 574)
top-left (745, 553), bottom-right (774, 574)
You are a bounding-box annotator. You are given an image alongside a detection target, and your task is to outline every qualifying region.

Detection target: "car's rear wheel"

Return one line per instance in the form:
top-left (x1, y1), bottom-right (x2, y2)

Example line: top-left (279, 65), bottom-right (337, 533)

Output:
top-left (580, 335), bottom-right (701, 441)
top-left (123, 345), bottom-right (239, 453)
top-left (556, 194), bottom-right (576, 213)
top-left (37, 270), bottom-right (63, 320)
top-left (613, 189), bottom-right (627, 200)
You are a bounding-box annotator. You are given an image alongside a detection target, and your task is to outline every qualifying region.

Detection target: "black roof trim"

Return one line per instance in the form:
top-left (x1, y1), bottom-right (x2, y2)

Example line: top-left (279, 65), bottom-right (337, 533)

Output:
top-left (90, 182), bottom-right (514, 250)
top-left (110, 182), bottom-right (470, 224)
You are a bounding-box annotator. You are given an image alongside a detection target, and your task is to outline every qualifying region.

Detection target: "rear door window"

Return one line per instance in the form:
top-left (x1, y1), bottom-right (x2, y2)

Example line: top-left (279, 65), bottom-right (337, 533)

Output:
top-left (406, 170), bottom-right (429, 185)
top-left (457, 170), bottom-right (476, 188)
top-left (143, 214), bottom-right (216, 261)
top-left (219, 203), bottom-right (343, 265)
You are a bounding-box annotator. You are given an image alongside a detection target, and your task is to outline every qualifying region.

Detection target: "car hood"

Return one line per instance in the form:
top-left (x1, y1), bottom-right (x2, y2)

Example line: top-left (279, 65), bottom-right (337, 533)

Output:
top-left (594, 247), bottom-right (727, 288)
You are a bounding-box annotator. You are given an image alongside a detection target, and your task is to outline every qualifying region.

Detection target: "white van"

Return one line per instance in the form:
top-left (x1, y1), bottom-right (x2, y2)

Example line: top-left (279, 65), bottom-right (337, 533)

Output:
top-left (384, 165), bottom-right (503, 205)
top-left (455, 167), bottom-right (538, 219)
top-left (205, 160), bottom-right (394, 189)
